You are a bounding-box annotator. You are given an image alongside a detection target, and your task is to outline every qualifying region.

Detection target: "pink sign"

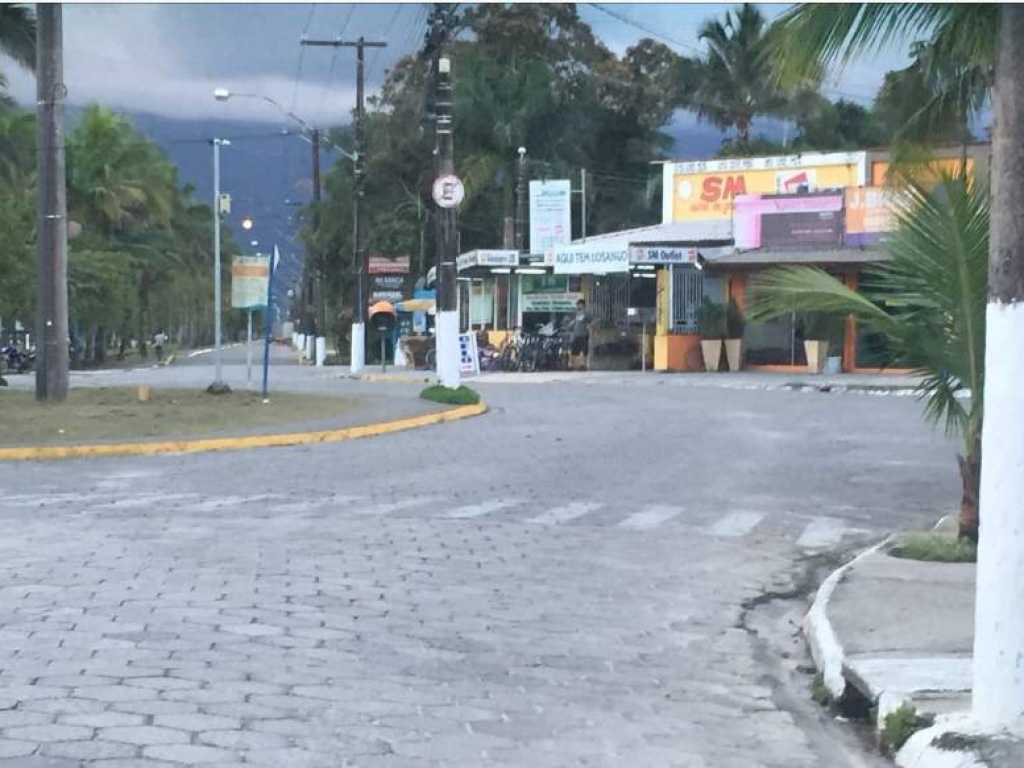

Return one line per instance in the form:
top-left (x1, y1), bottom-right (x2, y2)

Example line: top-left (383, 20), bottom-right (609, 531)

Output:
top-left (733, 193), bottom-right (844, 249)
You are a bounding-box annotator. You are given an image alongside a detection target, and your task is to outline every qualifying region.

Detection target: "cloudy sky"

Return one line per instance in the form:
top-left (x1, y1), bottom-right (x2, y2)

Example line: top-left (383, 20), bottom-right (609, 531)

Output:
top-left (1, 3), bottom-right (912, 127)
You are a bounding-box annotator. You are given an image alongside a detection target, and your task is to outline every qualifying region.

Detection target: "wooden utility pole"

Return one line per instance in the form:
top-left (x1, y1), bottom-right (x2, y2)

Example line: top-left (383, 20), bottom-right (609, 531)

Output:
top-left (302, 36), bottom-right (386, 373)
top-left (515, 147), bottom-right (527, 253)
top-left (35, 3), bottom-right (69, 402)
top-left (972, 4), bottom-right (1024, 729)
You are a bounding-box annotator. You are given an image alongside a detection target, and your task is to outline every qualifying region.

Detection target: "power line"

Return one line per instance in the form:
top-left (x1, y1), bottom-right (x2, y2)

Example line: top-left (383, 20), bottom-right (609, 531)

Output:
top-left (367, 5), bottom-right (405, 83)
top-left (326, 5), bottom-right (357, 89)
top-left (290, 4), bottom-right (317, 114)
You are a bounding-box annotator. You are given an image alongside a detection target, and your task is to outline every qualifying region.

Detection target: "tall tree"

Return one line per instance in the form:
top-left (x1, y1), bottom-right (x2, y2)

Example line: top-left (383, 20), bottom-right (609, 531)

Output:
top-left (0, 3), bottom-right (35, 110)
top-left (689, 4), bottom-right (790, 146)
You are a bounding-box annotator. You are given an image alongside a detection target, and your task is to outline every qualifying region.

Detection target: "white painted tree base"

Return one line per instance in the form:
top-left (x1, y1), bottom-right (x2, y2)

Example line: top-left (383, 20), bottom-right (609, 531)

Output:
top-left (315, 336), bottom-right (326, 367)
top-left (350, 323), bottom-right (365, 374)
top-left (435, 311), bottom-right (460, 389)
top-left (973, 301), bottom-right (1024, 726)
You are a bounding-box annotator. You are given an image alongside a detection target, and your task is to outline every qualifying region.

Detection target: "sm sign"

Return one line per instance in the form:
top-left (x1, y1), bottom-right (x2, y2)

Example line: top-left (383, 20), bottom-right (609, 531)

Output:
top-left (700, 175), bottom-right (747, 203)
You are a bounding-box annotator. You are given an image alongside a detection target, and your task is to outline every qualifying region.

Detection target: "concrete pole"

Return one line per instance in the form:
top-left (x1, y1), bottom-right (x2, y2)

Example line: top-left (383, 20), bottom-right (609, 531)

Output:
top-left (972, 4), bottom-right (1024, 728)
top-left (209, 139), bottom-right (229, 393)
top-left (34, 3), bottom-right (69, 402)
top-left (434, 54), bottom-right (460, 389)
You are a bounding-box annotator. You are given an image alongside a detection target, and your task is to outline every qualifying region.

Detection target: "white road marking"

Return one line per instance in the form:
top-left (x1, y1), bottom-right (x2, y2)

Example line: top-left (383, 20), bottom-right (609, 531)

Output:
top-left (180, 495), bottom-right (280, 513)
top-left (267, 496), bottom-right (362, 514)
top-left (446, 499), bottom-right (521, 519)
top-left (797, 517), bottom-right (864, 549)
top-left (82, 493), bottom-right (198, 511)
top-left (527, 502), bottom-right (602, 525)
top-left (618, 505), bottom-right (683, 531)
top-left (710, 512), bottom-right (765, 538)
top-left (357, 497), bottom-right (439, 515)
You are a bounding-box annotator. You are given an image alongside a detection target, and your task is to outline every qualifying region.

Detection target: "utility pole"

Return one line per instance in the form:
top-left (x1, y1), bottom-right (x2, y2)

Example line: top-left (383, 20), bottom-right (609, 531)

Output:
top-left (310, 126), bottom-right (323, 365)
top-left (35, 3), bottom-right (69, 402)
top-left (302, 36), bottom-right (386, 374)
top-left (972, 4), bottom-right (1024, 729)
top-left (433, 54), bottom-right (460, 388)
top-left (515, 147), bottom-right (527, 253)
top-left (580, 168), bottom-right (588, 239)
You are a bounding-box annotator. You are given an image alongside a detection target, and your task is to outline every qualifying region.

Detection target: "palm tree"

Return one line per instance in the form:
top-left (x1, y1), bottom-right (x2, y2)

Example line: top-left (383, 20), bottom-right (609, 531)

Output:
top-left (0, 4), bottom-right (35, 110)
top-left (748, 175), bottom-right (988, 540)
top-left (689, 4), bottom-right (791, 146)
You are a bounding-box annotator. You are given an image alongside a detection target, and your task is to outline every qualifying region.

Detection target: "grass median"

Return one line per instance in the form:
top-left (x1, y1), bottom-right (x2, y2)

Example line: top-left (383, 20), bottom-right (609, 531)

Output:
top-left (0, 387), bottom-right (363, 447)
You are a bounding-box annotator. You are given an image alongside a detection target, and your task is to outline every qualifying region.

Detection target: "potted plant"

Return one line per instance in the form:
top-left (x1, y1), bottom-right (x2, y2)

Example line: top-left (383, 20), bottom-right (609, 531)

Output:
top-left (725, 299), bottom-right (745, 372)
top-left (696, 299), bottom-right (726, 372)
top-left (799, 312), bottom-right (841, 374)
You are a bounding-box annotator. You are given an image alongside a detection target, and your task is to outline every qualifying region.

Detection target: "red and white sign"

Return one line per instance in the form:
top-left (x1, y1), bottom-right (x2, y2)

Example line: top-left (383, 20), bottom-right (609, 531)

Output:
top-left (432, 174), bottom-right (465, 208)
top-left (368, 255), bottom-right (410, 274)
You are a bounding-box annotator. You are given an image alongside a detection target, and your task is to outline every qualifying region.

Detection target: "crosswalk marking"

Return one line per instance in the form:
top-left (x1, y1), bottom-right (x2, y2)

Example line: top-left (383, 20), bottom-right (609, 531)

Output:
top-left (618, 505), bottom-right (683, 531)
top-left (446, 499), bottom-right (521, 519)
top-left (710, 512), bottom-right (765, 538)
top-left (357, 497), bottom-right (439, 515)
top-left (797, 517), bottom-right (862, 549)
top-left (527, 502), bottom-right (602, 525)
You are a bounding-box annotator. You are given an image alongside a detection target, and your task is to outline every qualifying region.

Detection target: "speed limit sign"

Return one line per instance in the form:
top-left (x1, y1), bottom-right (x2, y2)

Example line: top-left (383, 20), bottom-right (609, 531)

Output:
top-left (432, 174), bottom-right (465, 209)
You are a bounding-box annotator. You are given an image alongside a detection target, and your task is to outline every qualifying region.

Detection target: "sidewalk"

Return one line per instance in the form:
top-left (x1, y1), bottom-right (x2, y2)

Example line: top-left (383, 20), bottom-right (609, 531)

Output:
top-left (806, 545), bottom-right (1024, 767)
top-left (345, 365), bottom-right (926, 393)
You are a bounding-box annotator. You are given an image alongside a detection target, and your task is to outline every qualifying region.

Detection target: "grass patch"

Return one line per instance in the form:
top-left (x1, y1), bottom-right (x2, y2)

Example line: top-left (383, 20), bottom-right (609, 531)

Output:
top-left (0, 387), bottom-right (360, 446)
top-left (888, 532), bottom-right (977, 563)
top-left (880, 704), bottom-right (934, 755)
top-left (810, 673), bottom-right (831, 706)
top-left (420, 384), bottom-right (480, 406)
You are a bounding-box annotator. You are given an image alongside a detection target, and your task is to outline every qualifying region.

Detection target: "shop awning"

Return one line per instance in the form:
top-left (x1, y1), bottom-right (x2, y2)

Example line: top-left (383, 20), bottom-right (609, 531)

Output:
top-left (547, 220), bottom-right (735, 274)
top-left (710, 247), bottom-right (888, 266)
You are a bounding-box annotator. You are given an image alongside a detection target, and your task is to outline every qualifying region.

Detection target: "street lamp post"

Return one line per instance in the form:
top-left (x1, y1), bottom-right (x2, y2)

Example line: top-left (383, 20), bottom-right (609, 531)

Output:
top-left (208, 137), bottom-right (231, 394)
top-left (214, 88), bottom-right (357, 369)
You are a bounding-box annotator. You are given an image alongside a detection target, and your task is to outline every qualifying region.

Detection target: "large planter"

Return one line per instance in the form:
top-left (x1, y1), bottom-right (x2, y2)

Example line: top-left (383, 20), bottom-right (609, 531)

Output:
top-left (700, 339), bottom-right (723, 372)
top-left (804, 339), bottom-right (829, 374)
top-left (725, 338), bottom-right (743, 372)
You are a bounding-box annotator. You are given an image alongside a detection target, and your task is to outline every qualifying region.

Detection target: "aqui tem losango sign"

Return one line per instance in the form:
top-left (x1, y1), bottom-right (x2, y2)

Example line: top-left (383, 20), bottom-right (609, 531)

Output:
top-left (551, 244), bottom-right (629, 274)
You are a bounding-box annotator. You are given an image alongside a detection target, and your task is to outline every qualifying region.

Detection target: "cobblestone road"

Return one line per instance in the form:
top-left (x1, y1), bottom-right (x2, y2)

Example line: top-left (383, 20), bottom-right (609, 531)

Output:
top-left (0, 367), bottom-right (957, 767)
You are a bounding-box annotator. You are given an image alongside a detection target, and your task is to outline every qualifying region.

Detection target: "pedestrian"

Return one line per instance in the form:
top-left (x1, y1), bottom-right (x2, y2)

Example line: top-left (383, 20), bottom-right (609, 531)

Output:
top-left (569, 298), bottom-right (591, 371)
top-left (153, 330), bottom-right (168, 362)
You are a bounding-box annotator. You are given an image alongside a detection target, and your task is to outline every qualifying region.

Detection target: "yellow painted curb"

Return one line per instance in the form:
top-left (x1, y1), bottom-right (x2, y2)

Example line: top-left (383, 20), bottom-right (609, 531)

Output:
top-left (0, 401), bottom-right (487, 462)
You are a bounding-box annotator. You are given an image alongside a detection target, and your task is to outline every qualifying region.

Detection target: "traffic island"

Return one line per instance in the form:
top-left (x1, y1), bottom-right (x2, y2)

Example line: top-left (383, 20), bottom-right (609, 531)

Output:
top-left (0, 386), bottom-right (486, 460)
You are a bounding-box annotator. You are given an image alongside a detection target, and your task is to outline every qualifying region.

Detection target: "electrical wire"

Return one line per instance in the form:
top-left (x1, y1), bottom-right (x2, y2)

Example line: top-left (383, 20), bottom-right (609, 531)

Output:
top-left (367, 4), bottom-right (405, 84)
top-left (290, 4), bottom-right (317, 115)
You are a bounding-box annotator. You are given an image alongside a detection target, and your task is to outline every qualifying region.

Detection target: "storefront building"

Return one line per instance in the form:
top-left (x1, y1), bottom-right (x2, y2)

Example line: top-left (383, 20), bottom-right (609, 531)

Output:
top-left (655, 144), bottom-right (990, 372)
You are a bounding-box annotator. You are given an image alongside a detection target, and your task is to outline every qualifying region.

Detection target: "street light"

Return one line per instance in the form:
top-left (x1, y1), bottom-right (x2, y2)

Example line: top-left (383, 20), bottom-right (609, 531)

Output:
top-left (241, 217), bottom-right (253, 231)
top-left (208, 137), bottom-right (231, 394)
top-left (212, 88), bottom-right (356, 161)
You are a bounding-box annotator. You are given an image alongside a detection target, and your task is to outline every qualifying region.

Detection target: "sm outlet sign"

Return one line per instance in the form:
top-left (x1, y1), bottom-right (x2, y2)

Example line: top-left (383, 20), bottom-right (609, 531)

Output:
top-left (668, 152), bottom-right (866, 222)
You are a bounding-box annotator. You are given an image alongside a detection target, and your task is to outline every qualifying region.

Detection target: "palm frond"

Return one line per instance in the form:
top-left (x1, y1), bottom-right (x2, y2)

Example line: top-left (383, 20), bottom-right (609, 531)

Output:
top-left (747, 266), bottom-right (897, 333)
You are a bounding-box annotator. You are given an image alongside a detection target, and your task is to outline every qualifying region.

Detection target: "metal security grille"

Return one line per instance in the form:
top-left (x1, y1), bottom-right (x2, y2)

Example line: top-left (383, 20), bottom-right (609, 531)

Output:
top-left (672, 267), bottom-right (704, 331)
top-left (592, 274), bottom-right (630, 328)
top-left (458, 281), bottom-right (470, 332)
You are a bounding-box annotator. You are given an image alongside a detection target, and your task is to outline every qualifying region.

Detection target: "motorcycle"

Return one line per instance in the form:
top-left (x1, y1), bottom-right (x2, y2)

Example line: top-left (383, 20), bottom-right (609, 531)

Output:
top-left (1, 345), bottom-right (35, 374)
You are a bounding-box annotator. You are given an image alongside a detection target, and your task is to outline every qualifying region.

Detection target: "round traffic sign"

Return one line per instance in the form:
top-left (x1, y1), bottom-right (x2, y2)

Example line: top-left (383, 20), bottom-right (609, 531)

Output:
top-left (432, 174), bottom-right (465, 209)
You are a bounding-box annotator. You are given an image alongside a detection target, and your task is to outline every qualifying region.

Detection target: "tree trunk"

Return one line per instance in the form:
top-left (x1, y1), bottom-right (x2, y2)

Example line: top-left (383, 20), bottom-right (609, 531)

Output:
top-left (957, 438), bottom-right (980, 541)
top-left (972, 4), bottom-right (1024, 729)
top-left (95, 325), bottom-right (106, 364)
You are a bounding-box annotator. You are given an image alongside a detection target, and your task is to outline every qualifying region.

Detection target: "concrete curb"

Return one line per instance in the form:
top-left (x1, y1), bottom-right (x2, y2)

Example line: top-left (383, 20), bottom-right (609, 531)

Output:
top-left (803, 538), bottom-right (892, 700)
top-left (897, 713), bottom-right (988, 768)
top-left (0, 401), bottom-right (487, 462)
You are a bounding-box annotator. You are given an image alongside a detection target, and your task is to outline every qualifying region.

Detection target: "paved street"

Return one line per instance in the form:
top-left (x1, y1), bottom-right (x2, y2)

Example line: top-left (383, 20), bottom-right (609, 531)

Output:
top-left (0, 363), bottom-right (959, 767)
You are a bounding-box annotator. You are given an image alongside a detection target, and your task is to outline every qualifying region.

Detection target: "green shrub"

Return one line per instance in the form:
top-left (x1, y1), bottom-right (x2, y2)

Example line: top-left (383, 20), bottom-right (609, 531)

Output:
top-left (888, 533), bottom-right (977, 563)
top-left (881, 704), bottom-right (933, 755)
top-left (697, 299), bottom-right (727, 339)
top-left (420, 384), bottom-right (481, 406)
